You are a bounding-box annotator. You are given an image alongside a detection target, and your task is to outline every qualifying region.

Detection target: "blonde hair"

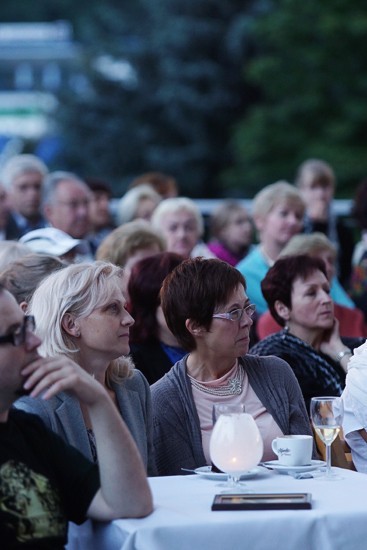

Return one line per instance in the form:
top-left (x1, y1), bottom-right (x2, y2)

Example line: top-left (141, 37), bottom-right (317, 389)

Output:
top-left (252, 181), bottom-right (305, 219)
top-left (117, 184), bottom-right (161, 224)
top-left (295, 159), bottom-right (335, 189)
top-left (280, 232), bottom-right (337, 259)
top-left (96, 219), bottom-right (166, 267)
top-left (29, 261), bottom-right (133, 386)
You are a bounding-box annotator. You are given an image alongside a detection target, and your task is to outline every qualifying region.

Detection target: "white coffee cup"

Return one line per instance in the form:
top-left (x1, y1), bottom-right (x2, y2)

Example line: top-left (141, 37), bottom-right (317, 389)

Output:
top-left (271, 435), bottom-right (313, 466)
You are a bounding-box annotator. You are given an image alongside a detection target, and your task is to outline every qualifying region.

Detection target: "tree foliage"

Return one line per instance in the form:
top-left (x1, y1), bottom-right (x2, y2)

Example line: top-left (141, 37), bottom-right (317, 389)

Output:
top-left (54, 0), bottom-right (256, 197)
top-left (2, 1), bottom-right (367, 197)
top-left (225, 0), bottom-right (367, 197)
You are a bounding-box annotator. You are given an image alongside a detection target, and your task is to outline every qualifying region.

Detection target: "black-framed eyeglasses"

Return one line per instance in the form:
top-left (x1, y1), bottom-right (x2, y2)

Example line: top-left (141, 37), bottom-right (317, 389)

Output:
top-left (212, 304), bottom-right (256, 322)
top-left (0, 315), bottom-right (36, 347)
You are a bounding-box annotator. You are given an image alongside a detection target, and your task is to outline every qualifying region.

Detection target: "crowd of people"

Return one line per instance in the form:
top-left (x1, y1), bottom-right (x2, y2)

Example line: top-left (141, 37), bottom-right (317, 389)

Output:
top-left (0, 153), bottom-right (367, 546)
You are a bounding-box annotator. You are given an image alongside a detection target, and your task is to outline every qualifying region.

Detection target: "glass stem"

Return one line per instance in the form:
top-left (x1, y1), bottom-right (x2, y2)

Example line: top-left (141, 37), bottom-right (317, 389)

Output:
top-left (325, 443), bottom-right (332, 477)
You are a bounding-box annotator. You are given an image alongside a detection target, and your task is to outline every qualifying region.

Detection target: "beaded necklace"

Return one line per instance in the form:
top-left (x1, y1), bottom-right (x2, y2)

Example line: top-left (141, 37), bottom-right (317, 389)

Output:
top-left (188, 363), bottom-right (244, 396)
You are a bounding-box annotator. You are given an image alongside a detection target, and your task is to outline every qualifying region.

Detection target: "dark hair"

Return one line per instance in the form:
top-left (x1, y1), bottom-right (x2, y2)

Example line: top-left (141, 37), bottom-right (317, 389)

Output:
top-left (84, 177), bottom-right (113, 197)
top-left (128, 252), bottom-right (184, 344)
top-left (160, 257), bottom-right (246, 351)
top-left (261, 254), bottom-right (328, 326)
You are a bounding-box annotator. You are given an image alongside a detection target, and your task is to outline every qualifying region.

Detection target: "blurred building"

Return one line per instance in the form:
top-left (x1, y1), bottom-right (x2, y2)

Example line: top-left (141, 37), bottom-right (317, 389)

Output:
top-left (0, 21), bottom-right (84, 167)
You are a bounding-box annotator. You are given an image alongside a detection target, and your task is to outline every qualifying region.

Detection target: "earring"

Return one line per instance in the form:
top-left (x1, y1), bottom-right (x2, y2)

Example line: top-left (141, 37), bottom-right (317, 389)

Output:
top-left (75, 331), bottom-right (80, 337)
top-left (282, 324), bottom-right (289, 340)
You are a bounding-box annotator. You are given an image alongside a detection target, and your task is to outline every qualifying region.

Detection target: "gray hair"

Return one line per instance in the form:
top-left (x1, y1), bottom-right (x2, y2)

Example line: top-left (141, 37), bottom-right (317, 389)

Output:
top-left (151, 197), bottom-right (204, 237)
top-left (1, 154), bottom-right (48, 190)
top-left (42, 170), bottom-right (89, 206)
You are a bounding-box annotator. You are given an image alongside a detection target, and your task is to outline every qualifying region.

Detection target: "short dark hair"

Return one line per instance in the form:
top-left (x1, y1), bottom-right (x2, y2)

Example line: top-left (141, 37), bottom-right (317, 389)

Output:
top-left (84, 177), bottom-right (113, 197)
top-left (261, 254), bottom-right (328, 326)
top-left (160, 257), bottom-right (246, 351)
top-left (128, 252), bottom-right (184, 344)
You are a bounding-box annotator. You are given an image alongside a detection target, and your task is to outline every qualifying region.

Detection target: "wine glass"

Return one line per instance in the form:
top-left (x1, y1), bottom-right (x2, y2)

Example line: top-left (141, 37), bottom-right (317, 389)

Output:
top-left (210, 404), bottom-right (263, 493)
top-left (310, 396), bottom-right (344, 480)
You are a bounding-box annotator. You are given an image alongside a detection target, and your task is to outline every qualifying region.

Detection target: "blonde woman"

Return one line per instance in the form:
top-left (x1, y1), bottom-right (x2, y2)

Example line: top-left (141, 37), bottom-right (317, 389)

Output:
top-left (15, 261), bottom-right (155, 475)
top-left (236, 181), bottom-right (305, 315)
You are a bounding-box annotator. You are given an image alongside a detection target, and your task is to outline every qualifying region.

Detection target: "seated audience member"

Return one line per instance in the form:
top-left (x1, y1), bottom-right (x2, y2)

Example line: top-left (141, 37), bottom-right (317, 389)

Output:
top-left (15, 262), bottom-right (156, 475)
top-left (19, 227), bottom-right (88, 263)
top-left (117, 184), bottom-right (161, 225)
top-left (128, 171), bottom-right (179, 199)
top-left (0, 241), bottom-right (31, 271)
top-left (349, 179), bottom-right (367, 323)
top-left (0, 253), bottom-right (66, 308)
top-left (1, 154), bottom-right (48, 237)
top-left (295, 158), bottom-right (354, 287)
top-left (42, 171), bottom-right (92, 243)
top-left (151, 197), bottom-right (216, 260)
top-left (96, 219), bottom-right (166, 277)
top-left (236, 181), bottom-right (304, 315)
top-left (128, 252), bottom-right (185, 384)
top-left (0, 183), bottom-right (19, 241)
top-left (85, 177), bottom-right (116, 253)
top-left (250, 255), bottom-right (363, 409)
top-left (257, 233), bottom-right (365, 340)
top-left (207, 200), bottom-right (253, 266)
top-left (341, 340), bottom-right (367, 473)
top-left (0, 285), bottom-right (152, 547)
top-left (151, 258), bottom-right (312, 476)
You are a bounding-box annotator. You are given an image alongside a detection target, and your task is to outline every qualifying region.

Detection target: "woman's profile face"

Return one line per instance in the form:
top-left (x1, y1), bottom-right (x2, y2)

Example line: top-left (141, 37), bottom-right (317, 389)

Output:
top-left (198, 284), bottom-right (253, 360)
top-left (77, 279), bottom-right (134, 362)
top-left (287, 269), bottom-right (334, 335)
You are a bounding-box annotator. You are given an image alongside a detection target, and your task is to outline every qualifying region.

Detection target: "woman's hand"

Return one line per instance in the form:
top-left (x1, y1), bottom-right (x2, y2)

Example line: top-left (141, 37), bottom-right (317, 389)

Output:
top-left (21, 356), bottom-right (105, 405)
top-left (319, 319), bottom-right (351, 372)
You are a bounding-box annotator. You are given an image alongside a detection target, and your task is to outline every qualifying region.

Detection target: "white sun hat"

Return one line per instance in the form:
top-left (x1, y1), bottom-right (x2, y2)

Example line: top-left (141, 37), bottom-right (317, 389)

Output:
top-left (19, 227), bottom-right (85, 257)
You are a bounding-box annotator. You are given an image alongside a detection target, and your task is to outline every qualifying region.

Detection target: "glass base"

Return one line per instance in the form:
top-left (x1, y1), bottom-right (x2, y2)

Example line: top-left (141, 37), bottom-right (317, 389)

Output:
top-left (312, 467), bottom-right (344, 481)
top-left (216, 481), bottom-right (252, 493)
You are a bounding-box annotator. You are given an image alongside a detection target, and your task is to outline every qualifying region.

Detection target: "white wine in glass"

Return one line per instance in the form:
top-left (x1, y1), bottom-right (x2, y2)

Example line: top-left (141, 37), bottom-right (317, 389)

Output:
top-left (310, 396), bottom-right (344, 480)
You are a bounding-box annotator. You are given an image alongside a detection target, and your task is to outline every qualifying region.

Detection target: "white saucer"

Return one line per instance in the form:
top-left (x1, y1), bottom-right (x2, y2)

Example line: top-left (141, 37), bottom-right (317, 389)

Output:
top-left (194, 466), bottom-right (261, 481)
top-left (262, 459), bottom-right (326, 474)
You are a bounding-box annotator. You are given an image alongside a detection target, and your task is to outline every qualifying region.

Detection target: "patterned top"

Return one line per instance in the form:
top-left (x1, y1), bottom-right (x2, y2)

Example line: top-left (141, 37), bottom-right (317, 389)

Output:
top-left (250, 329), bottom-right (363, 409)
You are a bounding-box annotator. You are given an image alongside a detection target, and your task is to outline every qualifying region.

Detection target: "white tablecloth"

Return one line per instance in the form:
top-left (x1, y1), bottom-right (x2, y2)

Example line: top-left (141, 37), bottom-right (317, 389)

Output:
top-left (70, 467), bottom-right (367, 550)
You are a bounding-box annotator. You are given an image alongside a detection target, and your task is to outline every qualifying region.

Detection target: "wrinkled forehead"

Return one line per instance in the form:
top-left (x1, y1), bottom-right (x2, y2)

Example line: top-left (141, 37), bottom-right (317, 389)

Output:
top-left (56, 179), bottom-right (91, 199)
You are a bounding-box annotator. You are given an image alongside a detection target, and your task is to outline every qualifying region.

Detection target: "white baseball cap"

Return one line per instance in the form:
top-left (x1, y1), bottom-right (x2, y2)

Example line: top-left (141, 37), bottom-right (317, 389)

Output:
top-left (19, 227), bottom-right (85, 257)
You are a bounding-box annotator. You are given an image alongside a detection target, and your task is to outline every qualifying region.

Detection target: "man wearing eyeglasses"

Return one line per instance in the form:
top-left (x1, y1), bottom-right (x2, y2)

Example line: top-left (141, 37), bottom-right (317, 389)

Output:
top-left (0, 285), bottom-right (152, 548)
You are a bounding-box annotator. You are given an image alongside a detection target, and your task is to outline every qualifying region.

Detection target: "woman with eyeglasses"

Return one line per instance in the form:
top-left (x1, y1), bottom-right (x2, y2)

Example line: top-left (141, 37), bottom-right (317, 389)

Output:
top-left (151, 257), bottom-right (312, 476)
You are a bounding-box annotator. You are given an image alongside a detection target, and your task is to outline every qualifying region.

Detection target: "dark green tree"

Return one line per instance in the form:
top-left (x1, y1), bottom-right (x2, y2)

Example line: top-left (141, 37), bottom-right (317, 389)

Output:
top-left (224, 0), bottom-right (367, 197)
top-left (55, 0), bottom-right (257, 197)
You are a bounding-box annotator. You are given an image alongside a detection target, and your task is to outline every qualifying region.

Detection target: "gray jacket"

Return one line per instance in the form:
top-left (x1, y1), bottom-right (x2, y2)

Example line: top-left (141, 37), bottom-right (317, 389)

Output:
top-left (15, 368), bottom-right (156, 476)
top-left (151, 354), bottom-right (313, 475)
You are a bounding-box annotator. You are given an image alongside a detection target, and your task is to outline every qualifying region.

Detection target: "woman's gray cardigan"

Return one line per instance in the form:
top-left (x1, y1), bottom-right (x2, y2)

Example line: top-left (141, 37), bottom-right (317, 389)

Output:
top-left (151, 354), bottom-right (313, 476)
top-left (14, 369), bottom-right (156, 476)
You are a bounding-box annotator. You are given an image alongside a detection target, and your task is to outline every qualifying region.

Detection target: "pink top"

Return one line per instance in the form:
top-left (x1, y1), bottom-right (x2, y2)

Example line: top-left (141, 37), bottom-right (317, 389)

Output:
top-left (191, 364), bottom-right (283, 464)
